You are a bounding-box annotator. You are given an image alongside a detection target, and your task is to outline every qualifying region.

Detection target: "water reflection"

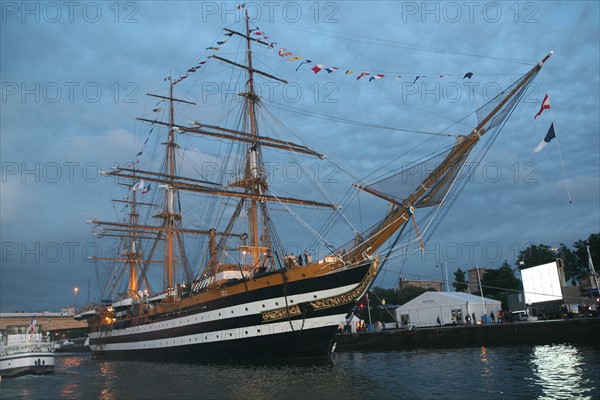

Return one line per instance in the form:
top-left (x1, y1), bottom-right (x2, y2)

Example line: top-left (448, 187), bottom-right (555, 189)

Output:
top-left (529, 344), bottom-right (592, 400)
top-left (1, 345), bottom-right (598, 400)
top-left (479, 346), bottom-right (493, 378)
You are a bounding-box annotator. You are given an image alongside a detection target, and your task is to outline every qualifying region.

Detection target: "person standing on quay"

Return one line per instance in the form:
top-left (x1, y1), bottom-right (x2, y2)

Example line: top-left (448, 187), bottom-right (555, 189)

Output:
top-left (490, 311), bottom-right (496, 323)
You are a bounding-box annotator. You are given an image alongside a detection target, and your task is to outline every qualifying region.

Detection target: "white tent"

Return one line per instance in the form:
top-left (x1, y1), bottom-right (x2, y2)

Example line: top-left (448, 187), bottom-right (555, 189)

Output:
top-left (395, 292), bottom-right (502, 327)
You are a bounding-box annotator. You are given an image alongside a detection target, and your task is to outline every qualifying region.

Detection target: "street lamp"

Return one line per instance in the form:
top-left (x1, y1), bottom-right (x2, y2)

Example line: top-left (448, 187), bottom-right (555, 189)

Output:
top-left (73, 287), bottom-right (79, 313)
top-left (436, 262), bottom-right (450, 292)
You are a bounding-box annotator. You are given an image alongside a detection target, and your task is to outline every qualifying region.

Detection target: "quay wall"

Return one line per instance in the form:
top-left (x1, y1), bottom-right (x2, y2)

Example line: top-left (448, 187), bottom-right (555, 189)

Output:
top-left (333, 319), bottom-right (600, 352)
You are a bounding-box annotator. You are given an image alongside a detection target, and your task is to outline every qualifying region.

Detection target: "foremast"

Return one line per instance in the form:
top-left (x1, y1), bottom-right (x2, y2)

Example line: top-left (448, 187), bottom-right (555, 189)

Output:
top-left (350, 52), bottom-right (554, 264)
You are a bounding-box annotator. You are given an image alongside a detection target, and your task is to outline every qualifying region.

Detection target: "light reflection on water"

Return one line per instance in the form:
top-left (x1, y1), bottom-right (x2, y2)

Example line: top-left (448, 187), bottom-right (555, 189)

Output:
top-left (529, 344), bottom-right (594, 400)
top-left (0, 345), bottom-right (598, 400)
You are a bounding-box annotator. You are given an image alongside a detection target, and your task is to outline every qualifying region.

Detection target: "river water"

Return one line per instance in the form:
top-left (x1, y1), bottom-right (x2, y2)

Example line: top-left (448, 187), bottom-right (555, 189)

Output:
top-left (1, 344), bottom-right (599, 399)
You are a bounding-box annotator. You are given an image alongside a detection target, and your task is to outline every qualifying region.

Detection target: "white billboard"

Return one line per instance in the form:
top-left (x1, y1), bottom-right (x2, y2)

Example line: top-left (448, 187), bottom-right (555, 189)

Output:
top-left (521, 261), bottom-right (563, 304)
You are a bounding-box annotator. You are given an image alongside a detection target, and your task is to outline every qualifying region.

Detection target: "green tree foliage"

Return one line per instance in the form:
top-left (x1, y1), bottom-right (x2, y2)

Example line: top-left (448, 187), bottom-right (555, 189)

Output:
top-left (517, 244), bottom-right (557, 269)
top-left (572, 233), bottom-right (600, 278)
top-left (478, 260), bottom-right (523, 309)
top-left (556, 243), bottom-right (578, 283)
top-left (517, 233), bottom-right (599, 283)
top-left (452, 268), bottom-right (468, 292)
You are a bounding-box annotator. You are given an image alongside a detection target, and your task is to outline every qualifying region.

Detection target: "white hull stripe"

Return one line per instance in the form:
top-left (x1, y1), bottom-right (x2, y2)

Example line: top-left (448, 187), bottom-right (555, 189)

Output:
top-left (91, 313), bottom-right (346, 352)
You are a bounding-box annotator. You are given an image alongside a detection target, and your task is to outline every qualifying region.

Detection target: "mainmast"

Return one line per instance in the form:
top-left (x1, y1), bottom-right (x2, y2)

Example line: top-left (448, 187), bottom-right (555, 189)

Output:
top-left (243, 10), bottom-right (264, 269)
top-left (163, 80), bottom-right (179, 289)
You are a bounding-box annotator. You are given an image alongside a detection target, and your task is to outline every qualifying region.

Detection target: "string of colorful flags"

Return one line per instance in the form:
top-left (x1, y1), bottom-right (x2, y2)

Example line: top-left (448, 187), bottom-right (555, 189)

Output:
top-left (274, 43), bottom-right (474, 83)
top-left (276, 45), bottom-right (475, 82)
top-left (166, 24), bottom-right (278, 86)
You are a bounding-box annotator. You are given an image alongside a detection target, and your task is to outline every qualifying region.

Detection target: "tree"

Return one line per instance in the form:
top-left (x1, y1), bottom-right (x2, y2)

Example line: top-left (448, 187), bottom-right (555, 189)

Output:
top-left (480, 260), bottom-right (523, 309)
top-left (517, 244), bottom-right (557, 269)
top-left (452, 268), bottom-right (468, 292)
top-left (572, 233), bottom-right (600, 279)
top-left (556, 243), bottom-right (578, 283)
top-left (516, 234), bottom-right (600, 283)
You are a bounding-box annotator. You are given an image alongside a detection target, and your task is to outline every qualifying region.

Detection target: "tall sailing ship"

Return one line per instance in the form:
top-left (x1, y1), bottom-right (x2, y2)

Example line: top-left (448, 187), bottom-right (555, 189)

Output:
top-left (76, 13), bottom-right (552, 360)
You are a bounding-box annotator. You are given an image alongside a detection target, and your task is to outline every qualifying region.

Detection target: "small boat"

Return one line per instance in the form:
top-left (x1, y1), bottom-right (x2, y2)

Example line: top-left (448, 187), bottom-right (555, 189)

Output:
top-left (0, 322), bottom-right (55, 377)
top-left (53, 337), bottom-right (91, 353)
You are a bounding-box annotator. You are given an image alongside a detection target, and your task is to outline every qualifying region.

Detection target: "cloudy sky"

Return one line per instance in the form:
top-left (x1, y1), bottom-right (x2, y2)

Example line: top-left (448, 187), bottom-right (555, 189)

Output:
top-left (1, 1), bottom-right (598, 312)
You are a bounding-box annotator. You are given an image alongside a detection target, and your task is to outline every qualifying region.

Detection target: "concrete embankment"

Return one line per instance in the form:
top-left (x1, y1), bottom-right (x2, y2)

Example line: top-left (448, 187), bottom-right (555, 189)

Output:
top-left (333, 318), bottom-right (600, 352)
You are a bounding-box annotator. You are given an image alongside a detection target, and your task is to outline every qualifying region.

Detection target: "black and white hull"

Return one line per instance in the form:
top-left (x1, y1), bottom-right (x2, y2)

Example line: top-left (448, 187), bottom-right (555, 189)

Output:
top-left (89, 261), bottom-right (375, 361)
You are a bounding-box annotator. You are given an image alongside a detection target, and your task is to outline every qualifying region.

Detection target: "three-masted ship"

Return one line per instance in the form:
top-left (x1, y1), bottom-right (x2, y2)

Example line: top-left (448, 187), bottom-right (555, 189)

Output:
top-left (76, 12), bottom-right (552, 360)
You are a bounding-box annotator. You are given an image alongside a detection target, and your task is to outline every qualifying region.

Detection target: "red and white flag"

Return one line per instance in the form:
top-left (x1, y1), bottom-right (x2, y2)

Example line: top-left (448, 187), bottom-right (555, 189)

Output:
top-left (534, 93), bottom-right (551, 119)
top-left (131, 180), bottom-right (145, 192)
top-left (278, 48), bottom-right (292, 57)
top-left (311, 64), bottom-right (324, 74)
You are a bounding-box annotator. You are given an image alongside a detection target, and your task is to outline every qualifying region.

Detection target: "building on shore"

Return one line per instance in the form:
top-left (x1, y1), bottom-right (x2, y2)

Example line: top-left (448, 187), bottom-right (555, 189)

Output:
top-left (0, 312), bottom-right (88, 340)
top-left (398, 278), bottom-right (443, 292)
top-left (466, 267), bottom-right (493, 294)
top-left (395, 291), bottom-right (501, 328)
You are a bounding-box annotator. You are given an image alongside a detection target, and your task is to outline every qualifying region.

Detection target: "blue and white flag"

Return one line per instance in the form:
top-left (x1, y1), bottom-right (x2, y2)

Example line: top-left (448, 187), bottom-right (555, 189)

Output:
top-left (533, 123), bottom-right (556, 152)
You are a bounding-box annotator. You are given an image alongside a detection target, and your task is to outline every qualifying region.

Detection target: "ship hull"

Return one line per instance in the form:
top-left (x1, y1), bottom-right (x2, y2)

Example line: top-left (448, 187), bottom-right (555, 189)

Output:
top-left (92, 324), bottom-right (337, 361)
top-left (0, 352), bottom-right (55, 377)
top-left (89, 261), bottom-right (374, 361)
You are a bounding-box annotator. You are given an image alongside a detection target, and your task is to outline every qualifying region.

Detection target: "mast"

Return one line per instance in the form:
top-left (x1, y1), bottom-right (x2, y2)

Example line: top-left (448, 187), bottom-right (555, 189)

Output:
top-left (246, 10), bottom-right (261, 268)
top-left (165, 80), bottom-right (177, 289)
top-left (243, 9), bottom-right (267, 269)
top-left (88, 175), bottom-right (151, 297)
top-left (126, 185), bottom-right (140, 293)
